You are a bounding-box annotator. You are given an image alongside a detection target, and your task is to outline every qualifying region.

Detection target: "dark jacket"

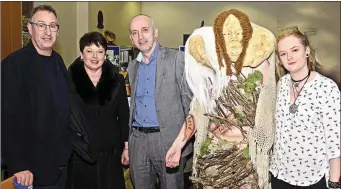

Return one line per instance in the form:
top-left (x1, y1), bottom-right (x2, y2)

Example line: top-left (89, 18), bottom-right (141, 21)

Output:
top-left (1, 42), bottom-right (75, 185)
top-left (67, 57), bottom-right (129, 189)
top-left (68, 57), bottom-right (129, 151)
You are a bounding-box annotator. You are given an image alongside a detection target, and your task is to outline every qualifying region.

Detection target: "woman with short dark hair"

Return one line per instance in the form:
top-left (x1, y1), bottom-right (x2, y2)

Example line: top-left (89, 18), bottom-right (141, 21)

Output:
top-left (67, 31), bottom-right (129, 189)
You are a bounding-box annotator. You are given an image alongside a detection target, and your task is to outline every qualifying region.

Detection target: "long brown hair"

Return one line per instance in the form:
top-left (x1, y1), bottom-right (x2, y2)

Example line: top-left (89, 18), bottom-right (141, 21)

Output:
top-left (276, 27), bottom-right (318, 78)
top-left (213, 9), bottom-right (253, 75)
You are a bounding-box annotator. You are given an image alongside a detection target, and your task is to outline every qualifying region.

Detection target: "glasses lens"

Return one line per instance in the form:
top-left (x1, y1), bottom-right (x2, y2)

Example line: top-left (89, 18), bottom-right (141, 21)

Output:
top-left (37, 23), bottom-right (46, 31)
top-left (50, 24), bottom-right (59, 32)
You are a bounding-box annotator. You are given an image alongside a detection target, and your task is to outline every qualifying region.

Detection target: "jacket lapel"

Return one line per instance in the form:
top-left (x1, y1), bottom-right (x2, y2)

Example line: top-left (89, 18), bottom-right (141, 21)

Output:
top-left (130, 60), bottom-right (139, 107)
top-left (155, 47), bottom-right (167, 95)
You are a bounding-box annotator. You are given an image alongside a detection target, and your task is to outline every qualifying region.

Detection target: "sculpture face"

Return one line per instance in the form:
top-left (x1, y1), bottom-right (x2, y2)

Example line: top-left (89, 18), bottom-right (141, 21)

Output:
top-left (222, 15), bottom-right (243, 62)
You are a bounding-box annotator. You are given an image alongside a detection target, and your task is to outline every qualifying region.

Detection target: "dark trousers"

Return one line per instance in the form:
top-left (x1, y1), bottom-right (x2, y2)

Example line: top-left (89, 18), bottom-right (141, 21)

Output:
top-left (34, 166), bottom-right (67, 189)
top-left (129, 128), bottom-right (185, 189)
top-left (270, 173), bottom-right (327, 189)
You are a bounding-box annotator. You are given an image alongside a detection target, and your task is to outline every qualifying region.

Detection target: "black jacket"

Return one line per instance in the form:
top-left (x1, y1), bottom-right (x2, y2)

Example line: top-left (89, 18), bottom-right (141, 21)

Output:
top-left (68, 57), bottom-right (129, 153)
top-left (66, 57), bottom-right (129, 189)
top-left (1, 42), bottom-right (92, 185)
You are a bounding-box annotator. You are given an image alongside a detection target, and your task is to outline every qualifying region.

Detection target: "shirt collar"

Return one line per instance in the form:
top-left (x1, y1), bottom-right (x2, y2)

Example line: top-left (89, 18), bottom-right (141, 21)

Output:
top-left (136, 42), bottom-right (159, 63)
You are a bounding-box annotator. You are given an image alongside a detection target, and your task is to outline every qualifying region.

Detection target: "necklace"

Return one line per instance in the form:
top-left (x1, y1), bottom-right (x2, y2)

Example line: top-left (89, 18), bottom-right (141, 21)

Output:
top-left (291, 72), bottom-right (310, 88)
top-left (289, 71), bottom-right (310, 114)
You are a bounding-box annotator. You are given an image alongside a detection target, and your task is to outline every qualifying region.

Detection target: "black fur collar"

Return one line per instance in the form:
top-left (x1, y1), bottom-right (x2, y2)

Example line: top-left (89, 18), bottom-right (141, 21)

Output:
top-left (69, 57), bottom-right (120, 106)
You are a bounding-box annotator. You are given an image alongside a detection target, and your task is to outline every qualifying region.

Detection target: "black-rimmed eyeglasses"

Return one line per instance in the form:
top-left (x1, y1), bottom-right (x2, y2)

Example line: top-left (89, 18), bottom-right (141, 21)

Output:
top-left (30, 22), bottom-right (59, 32)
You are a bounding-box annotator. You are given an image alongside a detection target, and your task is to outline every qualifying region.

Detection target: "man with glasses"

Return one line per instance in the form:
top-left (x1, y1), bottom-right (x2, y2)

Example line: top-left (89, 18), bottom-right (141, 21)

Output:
top-left (1, 5), bottom-right (74, 189)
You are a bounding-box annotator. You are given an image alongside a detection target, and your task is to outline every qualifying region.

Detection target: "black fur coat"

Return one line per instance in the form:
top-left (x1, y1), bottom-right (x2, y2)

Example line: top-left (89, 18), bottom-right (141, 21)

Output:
top-left (67, 57), bottom-right (129, 188)
top-left (68, 57), bottom-right (129, 148)
top-left (69, 57), bottom-right (121, 106)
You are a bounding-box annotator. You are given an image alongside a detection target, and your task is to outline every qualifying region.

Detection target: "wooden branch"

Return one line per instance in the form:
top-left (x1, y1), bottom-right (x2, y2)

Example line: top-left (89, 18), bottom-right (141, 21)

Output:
top-left (191, 145), bottom-right (258, 188)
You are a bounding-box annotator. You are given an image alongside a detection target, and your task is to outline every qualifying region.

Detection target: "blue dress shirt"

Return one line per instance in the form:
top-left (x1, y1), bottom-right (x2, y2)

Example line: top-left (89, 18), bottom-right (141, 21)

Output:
top-left (132, 44), bottom-right (160, 127)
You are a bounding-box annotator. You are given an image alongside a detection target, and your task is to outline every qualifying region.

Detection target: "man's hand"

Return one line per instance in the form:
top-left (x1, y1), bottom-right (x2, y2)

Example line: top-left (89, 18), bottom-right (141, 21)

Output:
top-left (121, 149), bottom-right (129, 165)
top-left (14, 170), bottom-right (33, 186)
top-left (165, 145), bottom-right (181, 168)
top-left (165, 114), bottom-right (197, 168)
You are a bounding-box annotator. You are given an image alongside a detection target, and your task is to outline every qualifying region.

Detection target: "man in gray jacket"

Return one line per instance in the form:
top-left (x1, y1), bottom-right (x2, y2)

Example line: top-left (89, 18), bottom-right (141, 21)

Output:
top-left (127, 14), bottom-right (194, 189)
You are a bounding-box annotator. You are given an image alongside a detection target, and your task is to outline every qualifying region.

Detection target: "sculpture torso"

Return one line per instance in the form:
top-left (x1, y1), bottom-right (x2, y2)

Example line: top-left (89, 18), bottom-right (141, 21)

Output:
top-left (185, 12), bottom-right (276, 189)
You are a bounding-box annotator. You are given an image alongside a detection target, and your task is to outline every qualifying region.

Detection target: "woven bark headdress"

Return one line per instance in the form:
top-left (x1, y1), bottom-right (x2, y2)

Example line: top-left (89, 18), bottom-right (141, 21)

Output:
top-left (213, 9), bottom-right (253, 76)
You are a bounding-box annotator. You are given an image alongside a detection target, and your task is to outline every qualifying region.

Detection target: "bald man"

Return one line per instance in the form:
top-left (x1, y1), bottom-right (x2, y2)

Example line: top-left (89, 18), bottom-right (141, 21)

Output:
top-left (127, 14), bottom-right (194, 189)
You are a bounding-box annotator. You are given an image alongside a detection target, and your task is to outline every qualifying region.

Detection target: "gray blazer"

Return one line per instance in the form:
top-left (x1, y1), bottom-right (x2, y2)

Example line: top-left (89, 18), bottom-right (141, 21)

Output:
top-left (128, 46), bottom-right (193, 157)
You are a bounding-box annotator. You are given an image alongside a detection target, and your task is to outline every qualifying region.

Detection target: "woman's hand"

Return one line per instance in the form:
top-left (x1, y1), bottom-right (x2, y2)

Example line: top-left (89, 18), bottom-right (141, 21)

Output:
top-left (121, 148), bottom-right (129, 165)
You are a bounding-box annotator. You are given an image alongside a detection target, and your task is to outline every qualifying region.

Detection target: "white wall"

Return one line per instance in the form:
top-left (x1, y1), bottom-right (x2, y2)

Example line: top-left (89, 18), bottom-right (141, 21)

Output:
top-left (88, 2), bottom-right (141, 46)
top-left (142, 1), bottom-right (340, 84)
top-left (275, 2), bottom-right (340, 84)
top-left (76, 2), bottom-right (89, 57)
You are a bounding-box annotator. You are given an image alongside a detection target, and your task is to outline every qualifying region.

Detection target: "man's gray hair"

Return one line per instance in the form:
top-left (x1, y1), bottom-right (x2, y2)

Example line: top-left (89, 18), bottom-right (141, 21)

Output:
top-left (129, 14), bottom-right (157, 33)
top-left (30, 5), bottom-right (58, 22)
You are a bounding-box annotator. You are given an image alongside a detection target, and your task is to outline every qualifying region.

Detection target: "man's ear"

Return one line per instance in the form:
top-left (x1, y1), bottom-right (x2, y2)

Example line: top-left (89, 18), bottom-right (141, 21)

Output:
top-left (27, 22), bottom-right (33, 36)
top-left (154, 28), bottom-right (159, 39)
top-left (129, 35), bottom-right (134, 45)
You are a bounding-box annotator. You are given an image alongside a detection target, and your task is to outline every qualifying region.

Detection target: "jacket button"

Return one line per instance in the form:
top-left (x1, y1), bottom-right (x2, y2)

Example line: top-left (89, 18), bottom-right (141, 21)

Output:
top-left (95, 112), bottom-right (98, 115)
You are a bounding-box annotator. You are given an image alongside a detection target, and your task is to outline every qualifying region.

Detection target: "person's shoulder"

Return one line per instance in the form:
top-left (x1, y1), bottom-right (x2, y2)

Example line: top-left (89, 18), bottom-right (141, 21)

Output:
top-left (277, 73), bottom-right (290, 85)
top-left (103, 60), bottom-right (118, 70)
top-left (128, 58), bottom-right (137, 70)
top-left (2, 47), bottom-right (27, 67)
top-left (52, 50), bottom-right (64, 62)
top-left (54, 51), bottom-right (63, 59)
top-left (102, 60), bottom-right (120, 77)
top-left (129, 58), bottom-right (138, 64)
top-left (317, 72), bottom-right (340, 92)
top-left (68, 57), bottom-right (83, 71)
top-left (160, 46), bottom-right (184, 57)
top-left (4, 47), bottom-right (27, 60)
top-left (159, 46), bottom-right (173, 52)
